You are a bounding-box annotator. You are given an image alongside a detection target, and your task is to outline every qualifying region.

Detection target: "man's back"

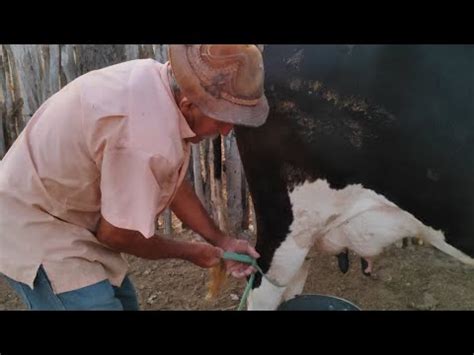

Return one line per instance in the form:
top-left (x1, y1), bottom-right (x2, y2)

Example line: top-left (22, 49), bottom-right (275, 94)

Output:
top-left (0, 59), bottom-right (191, 293)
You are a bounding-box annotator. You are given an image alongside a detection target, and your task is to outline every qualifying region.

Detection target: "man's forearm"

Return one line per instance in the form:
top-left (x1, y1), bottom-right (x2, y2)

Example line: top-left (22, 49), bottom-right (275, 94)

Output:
top-left (170, 180), bottom-right (231, 247)
top-left (96, 216), bottom-right (222, 268)
top-left (97, 219), bottom-right (197, 261)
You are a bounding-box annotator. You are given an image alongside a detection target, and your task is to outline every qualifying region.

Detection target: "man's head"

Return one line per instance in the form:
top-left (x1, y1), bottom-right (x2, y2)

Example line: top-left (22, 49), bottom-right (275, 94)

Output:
top-left (169, 72), bottom-right (234, 143)
top-left (168, 45), bottom-right (269, 143)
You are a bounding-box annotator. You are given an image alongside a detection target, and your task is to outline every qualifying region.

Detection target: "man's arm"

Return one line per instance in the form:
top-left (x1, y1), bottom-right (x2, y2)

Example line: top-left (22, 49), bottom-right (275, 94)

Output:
top-left (169, 180), bottom-right (231, 247)
top-left (97, 180), bottom-right (259, 277)
top-left (170, 180), bottom-right (260, 278)
top-left (96, 216), bottom-right (222, 269)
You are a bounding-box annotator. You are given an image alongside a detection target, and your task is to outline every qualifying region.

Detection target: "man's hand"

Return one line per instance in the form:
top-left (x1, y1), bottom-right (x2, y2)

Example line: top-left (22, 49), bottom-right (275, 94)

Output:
top-left (219, 237), bottom-right (260, 279)
top-left (169, 180), bottom-right (260, 277)
top-left (188, 243), bottom-right (224, 268)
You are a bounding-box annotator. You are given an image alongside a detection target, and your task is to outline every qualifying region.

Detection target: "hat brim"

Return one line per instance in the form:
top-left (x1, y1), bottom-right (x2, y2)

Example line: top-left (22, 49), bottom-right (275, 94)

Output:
top-left (169, 45), bottom-right (269, 128)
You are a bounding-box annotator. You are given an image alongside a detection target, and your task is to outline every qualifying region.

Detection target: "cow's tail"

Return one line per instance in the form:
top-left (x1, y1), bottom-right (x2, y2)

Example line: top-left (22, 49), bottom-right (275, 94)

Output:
top-left (420, 226), bottom-right (474, 265)
top-left (206, 261), bottom-right (227, 300)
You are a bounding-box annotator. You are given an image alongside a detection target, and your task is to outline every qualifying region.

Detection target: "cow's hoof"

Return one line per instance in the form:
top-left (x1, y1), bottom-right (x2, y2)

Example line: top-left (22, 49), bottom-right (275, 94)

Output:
top-left (337, 250), bottom-right (350, 273)
top-left (402, 238), bottom-right (409, 248)
top-left (412, 237), bottom-right (424, 246)
top-left (361, 258), bottom-right (371, 277)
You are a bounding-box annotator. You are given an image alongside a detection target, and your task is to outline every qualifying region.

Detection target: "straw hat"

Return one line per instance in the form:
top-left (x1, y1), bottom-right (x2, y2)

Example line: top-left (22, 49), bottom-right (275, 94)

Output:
top-left (168, 45), bottom-right (269, 127)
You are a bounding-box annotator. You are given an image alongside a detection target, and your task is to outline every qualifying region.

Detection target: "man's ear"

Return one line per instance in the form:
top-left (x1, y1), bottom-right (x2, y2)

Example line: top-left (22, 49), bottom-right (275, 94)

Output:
top-left (178, 97), bottom-right (197, 129)
top-left (178, 96), bottom-right (192, 111)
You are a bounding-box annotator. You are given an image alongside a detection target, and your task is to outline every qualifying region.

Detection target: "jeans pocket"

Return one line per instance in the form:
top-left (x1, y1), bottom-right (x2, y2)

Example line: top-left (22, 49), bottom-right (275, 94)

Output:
top-left (4, 276), bottom-right (33, 309)
top-left (57, 279), bottom-right (123, 310)
top-left (33, 266), bottom-right (67, 310)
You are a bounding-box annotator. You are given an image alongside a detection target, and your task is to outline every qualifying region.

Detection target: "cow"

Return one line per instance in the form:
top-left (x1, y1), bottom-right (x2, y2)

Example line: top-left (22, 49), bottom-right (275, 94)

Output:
top-left (234, 45), bottom-right (474, 310)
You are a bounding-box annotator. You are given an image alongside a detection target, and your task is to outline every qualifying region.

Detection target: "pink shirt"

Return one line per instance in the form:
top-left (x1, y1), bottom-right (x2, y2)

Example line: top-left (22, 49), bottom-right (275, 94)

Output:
top-left (0, 59), bottom-right (196, 293)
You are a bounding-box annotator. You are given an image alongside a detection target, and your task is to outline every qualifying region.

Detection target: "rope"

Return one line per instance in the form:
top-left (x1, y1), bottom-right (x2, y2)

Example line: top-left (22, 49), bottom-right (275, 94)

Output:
top-left (222, 251), bottom-right (285, 310)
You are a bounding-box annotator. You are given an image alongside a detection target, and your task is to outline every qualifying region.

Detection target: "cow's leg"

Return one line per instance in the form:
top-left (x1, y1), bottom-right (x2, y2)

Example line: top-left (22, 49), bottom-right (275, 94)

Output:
top-left (336, 249), bottom-right (350, 273)
top-left (281, 259), bottom-right (310, 302)
top-left (402, 237), bottom-right (409, 248)
top-left (401, 236), bottom-right (423, 248)
top-left (360, 257), bottom-right (373, 276)
top-left (246, 276), bottom-right (287, 310)
top-left (247, 235), bottom-right (311, 310)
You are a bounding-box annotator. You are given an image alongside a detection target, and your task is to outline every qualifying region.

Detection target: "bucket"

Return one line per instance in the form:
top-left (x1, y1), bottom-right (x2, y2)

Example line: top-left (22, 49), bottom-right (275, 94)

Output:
top-left (277, 294), bottom-right (361, 311)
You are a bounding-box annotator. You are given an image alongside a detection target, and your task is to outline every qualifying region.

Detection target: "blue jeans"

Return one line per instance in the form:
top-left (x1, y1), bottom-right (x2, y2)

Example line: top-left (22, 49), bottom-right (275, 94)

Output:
top-left (3, 266), bottom-right (140, 310)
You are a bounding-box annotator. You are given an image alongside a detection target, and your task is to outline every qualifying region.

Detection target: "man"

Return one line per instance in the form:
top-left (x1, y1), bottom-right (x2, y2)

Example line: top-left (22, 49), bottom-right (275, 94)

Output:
top-left (0, 44), bottom-right (269, 310)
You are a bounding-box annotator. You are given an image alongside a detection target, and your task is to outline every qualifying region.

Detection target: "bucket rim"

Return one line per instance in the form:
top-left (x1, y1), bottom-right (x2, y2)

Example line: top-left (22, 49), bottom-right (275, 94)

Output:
top-left (278, 293), bottom-right (361, 311)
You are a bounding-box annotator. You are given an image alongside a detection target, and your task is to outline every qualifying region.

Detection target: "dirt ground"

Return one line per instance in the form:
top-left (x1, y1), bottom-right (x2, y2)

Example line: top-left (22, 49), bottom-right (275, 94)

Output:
top-left (2, 229), bottom-right (474, 310)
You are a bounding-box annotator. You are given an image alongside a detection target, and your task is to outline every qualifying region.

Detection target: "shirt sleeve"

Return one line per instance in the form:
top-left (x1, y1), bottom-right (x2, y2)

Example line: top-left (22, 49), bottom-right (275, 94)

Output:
top-left (99, 147), bottom-right (177, 238)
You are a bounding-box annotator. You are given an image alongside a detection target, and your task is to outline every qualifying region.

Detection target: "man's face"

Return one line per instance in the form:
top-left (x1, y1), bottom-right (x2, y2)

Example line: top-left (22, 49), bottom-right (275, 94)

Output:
top-left (179, 98), bottom-right (234, 143)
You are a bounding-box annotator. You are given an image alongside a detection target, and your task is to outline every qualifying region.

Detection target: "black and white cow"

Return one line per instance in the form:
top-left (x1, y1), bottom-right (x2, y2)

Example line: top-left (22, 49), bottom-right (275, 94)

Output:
top-left (235, 45), bottom-right (474, 310)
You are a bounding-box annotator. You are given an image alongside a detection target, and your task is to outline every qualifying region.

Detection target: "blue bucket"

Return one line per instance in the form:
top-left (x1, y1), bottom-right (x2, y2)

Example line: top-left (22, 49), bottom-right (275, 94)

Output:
top-left (277, 294), bottom-right (361, 311)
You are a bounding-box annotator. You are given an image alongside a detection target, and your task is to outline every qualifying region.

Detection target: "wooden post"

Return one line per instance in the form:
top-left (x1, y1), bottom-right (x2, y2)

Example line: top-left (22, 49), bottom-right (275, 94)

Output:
top-left (192, 143), bottom-right (205, 205)
top-left (0, 47), bottom-right (7, 158)
top-left (60, 45), bottom-right (78, 85)
top-left (162, 208), bottom-right (173, 235)
top-left (224, 132), bottom-right (244, 235)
